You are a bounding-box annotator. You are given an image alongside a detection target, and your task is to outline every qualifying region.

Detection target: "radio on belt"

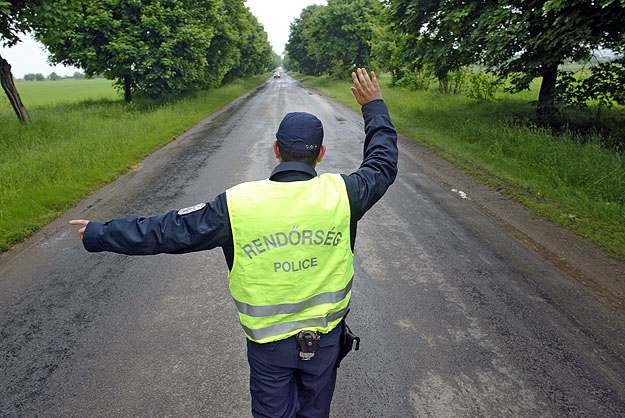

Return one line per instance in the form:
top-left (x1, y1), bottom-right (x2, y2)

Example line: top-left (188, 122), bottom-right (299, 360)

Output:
top-left (295, 330), bottom-right (320, 360)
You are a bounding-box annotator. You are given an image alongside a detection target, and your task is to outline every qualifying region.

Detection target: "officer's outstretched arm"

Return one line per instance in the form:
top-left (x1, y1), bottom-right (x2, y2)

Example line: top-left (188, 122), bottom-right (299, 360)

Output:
top-left (351, 68), bottom-right (382, 106)
top-left (68, 196), bottom-right (230, 255)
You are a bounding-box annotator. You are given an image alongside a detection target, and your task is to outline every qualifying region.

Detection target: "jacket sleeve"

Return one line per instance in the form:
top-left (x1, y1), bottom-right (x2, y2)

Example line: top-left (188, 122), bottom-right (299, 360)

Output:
top-left (82, 192), bottom-right (231, 255)
top-left (343, 99), bottom-right (399, 221)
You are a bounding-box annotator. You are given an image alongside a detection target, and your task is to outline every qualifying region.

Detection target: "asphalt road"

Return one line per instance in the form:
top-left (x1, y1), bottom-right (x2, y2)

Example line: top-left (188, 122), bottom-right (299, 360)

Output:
top-left (1, 74), bottom-right (624, 417)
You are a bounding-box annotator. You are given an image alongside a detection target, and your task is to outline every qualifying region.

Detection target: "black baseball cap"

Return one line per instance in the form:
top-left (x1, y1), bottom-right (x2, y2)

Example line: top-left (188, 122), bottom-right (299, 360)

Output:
top-left (275, 112), bottom-right (324, 151)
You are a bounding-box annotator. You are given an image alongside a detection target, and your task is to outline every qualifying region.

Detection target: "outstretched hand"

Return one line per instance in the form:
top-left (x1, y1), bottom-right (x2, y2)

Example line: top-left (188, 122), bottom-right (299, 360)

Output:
top-left (351, 68), bottom-right (382, 106)
top-left (69, 219), bottom-right (89, 240)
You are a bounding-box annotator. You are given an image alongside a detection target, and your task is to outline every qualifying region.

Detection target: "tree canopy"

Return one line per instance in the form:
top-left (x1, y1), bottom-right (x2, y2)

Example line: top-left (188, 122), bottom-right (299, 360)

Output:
top-left (219, 0), bottom-right (275, 82)
top-left (285, 0), bottom-right (381, 78)
top-left (38, 0), bottom-right (274, 102)
top-left (1, 0), bottom-right (77, 122)
top-left (2, 0), bottom-right (275, 121)
top-left (386, 0), bottom-right (625, 110)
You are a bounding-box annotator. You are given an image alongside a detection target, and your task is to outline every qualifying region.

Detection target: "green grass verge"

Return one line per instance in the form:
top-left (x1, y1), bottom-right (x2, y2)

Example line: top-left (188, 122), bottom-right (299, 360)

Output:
top-left (292, 73), bottom-right (625, 260)
top-left (0, 74), bottom-right (270, 252)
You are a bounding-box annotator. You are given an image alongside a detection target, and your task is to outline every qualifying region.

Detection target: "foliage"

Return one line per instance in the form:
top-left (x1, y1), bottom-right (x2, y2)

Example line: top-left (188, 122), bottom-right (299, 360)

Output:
top-left (0, 0), bottom-right (78, 122)
top-left (557, 59), bottom-right (625, 108)
top-left (271, 52), bottom-right (281, 69)
top-left (395, 65), bottom-right (435, 91)
top-left (285, 0), bottom-right (381, 78)
top-left (466, 71), bottom-right (502, 102)
top-left (39, 0), bottom-right (214, 101)
top-left (282, 54), bottom-right (292, 71)
top-left (0, 0), bottom-right (77, 48)
top-left (284, 5), bottom-right (324, 74)
top-left (221, 0), bottom-right (275, 81)
top-left (38, 0), bottom-right (273, 101)
top-left (438, 68), bottom-right (468, 95)
top-left (369, 5), bottom-right (407, 84)
top-left (386, 0), bottom-right (625, 110)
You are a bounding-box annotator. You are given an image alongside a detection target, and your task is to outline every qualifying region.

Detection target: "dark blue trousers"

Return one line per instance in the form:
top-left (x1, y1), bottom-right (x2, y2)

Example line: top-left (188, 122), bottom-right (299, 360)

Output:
top-left (246, 325), bottom-right (341, 418)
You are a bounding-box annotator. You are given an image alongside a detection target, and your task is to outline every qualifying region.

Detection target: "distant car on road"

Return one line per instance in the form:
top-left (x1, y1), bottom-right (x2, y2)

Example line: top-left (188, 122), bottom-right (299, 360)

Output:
top-left (273, 72), bottom-right (281, 79)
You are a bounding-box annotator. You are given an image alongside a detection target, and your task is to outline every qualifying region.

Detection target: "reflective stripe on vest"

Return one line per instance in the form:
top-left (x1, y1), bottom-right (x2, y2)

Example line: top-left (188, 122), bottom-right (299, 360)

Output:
top-left (241, 306), bottom-right (350, 342)
top-left (226, 173), bottom-right (353, 343)
top-left (233, 278), bottom-right (353, 317)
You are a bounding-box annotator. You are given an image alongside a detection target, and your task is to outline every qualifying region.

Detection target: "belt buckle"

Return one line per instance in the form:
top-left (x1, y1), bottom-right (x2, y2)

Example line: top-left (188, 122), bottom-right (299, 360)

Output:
top-left (296, 330), bottom-right (320, 360)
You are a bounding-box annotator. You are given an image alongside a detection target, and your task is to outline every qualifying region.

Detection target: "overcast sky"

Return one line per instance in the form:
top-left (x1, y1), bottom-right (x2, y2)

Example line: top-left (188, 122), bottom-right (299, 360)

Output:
top-left (0, 0), bottom-right (326, 79)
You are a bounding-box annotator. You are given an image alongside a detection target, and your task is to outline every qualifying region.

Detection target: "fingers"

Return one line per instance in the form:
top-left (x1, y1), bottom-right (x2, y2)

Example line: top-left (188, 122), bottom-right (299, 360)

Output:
top-left (353, 68), bottom-right (371, 87)
top-left (350, 86), bottom-right (361, 101)
top-left (351, 68), bottom-right (382, 106)
top-left (70, 219), bottom-right (89, 240)
top-left (355, 68), bottom-right (374, 93)
top-left (351, 70), bottom-right (362, 89)
top-left (358, 67), bottom-right (372, 86)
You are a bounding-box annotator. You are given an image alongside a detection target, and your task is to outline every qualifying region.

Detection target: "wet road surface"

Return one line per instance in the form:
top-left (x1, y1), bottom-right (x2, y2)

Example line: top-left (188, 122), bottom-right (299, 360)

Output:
top-left (1, 74), bottom-right (624, 417)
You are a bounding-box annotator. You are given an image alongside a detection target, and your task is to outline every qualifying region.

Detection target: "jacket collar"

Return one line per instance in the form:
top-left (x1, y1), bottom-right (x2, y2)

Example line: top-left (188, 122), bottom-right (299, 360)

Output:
top-left (270, 161), bottom-right (318, 181)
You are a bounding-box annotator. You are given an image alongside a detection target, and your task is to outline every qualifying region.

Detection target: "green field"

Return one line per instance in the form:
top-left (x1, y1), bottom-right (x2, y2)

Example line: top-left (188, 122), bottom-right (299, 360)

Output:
top-left (0, 75), bottom-right (270, 252)
top-left (3, 79), bottom-right (119, 109)
top-left (292, 73), bottom-right (625, 260)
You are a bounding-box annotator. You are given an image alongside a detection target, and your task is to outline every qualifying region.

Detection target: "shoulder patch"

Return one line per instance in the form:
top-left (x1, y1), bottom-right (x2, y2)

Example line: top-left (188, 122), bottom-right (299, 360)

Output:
top-left (177, 203), bottom-right (206, 216)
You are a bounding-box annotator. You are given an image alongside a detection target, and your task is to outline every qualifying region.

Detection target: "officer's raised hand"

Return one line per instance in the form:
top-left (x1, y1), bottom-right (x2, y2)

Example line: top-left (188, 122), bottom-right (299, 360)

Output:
top-left (351, 68), bottom-right (382, 106)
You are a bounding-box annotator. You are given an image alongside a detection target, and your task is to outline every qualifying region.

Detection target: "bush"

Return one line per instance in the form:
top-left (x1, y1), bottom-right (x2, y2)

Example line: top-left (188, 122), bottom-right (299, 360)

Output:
top-left (466, 71), bottom-right (502, 101)
top-left (438, 68), bottom-right (468, 95)
top-left (396, 65), bottom-right (436, 91)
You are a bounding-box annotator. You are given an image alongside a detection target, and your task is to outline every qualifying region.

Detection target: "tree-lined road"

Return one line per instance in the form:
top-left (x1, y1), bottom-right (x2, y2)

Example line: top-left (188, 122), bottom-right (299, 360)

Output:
top-left (1, 74), bottom-right (624, 417)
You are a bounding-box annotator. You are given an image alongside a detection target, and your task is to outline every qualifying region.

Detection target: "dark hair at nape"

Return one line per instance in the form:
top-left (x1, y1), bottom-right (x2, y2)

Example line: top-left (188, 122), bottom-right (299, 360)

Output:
top-left (277, 142), bottom-right (320, 166)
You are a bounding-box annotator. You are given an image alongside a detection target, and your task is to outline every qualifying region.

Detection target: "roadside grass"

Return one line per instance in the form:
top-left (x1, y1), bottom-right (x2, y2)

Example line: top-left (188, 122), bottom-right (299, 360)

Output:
top-left (292, 73), bottom-right (625, 260)
top-left (0, 74), bottom-right (270, 252)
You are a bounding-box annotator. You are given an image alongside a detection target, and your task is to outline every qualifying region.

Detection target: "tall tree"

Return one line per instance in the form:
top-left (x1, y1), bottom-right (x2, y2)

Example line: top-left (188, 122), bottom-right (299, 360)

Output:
top-left (40, 0), bottom-right (220, 102)
top-left (40, 0), bottom-right (272, 101)
top-left (308, 0), bottom-right (381, 77)
top-left (285, 5), bottom-right (324, 75)
top-left (369, 5), bottom-right (408, 84)
top-left (221, 1), bottom-right (274, 82)
top-left (286, 0), bottom-right (381, 77)
top-left (386, 0), bottom-right (482, 84)
top-left (0, 0), bottom-right (74, 122)
top-left (387, 0), bottom-right (625, 112)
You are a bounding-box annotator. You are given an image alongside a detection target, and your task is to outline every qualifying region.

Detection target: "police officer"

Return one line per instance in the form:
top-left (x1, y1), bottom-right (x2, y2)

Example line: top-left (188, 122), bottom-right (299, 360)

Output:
top-left (70, 68), bottom-right (398, 418)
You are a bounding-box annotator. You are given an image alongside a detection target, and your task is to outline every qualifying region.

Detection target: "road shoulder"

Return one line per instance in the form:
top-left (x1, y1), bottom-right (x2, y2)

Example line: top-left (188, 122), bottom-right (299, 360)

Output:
top-left (397, 133), bottom-right (625, 316)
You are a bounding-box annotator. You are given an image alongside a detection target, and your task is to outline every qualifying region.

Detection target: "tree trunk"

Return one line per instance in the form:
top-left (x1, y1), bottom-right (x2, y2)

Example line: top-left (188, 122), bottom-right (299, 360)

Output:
top-left (537, 62), bottom-right (559, 121)
top-left (123, 73), bottom-right (132, 102)
top-left (0, 54), bottom-right (31, 124)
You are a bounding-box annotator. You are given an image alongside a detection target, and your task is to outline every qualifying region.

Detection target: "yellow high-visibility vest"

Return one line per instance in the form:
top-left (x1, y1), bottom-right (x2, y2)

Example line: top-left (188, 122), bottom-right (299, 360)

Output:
top-left (226, 173), bottom-right (354, 343)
